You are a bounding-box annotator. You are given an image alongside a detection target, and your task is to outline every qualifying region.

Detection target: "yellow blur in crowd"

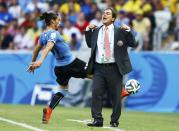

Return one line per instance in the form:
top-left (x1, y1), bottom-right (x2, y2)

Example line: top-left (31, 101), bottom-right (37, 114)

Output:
top-left (115, 0), bottom-right (178, 14)
top-left (162, 0), bottom-right (178, 14)
top-left (115, 0), bottom-right (152, 14)
top-left (59, 2), bottom-right (81, 14)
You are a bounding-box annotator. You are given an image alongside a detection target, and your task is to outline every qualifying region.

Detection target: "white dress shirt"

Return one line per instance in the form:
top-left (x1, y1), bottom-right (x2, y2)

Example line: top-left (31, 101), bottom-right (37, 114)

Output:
top-left (96, 24), bottom-right (115, 63)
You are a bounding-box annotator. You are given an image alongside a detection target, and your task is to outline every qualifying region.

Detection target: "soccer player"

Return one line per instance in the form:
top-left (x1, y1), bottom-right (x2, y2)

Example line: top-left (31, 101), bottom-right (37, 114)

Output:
top-left (27, 12), bottom-right (130, 124)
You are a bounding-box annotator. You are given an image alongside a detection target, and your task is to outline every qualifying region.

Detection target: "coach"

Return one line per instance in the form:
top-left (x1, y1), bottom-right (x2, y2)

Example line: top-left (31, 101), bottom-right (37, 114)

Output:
top-left (85, 8), bottom-right (137, 127)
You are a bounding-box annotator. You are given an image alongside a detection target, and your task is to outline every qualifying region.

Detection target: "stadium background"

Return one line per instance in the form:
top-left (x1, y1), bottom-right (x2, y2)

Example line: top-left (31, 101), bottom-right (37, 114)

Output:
top-left (0, 0), bottom-right (179, 115)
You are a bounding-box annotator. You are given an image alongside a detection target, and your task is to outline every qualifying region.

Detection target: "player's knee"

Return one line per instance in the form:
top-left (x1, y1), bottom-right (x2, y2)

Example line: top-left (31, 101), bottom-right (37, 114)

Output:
top-left (86, 74), bottom-right (93, 79)
top-left (60, 85), bottom-right (68, 89)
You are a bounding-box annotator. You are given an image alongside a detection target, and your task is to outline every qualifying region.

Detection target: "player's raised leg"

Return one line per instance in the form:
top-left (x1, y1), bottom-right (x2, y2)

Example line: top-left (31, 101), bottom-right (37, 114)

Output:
top-left (42, 85), bottom-right (68, 124)
top-left (121, 87), bottom-right (130, 98)
top-left (121, 79), bottom-right (141, 99)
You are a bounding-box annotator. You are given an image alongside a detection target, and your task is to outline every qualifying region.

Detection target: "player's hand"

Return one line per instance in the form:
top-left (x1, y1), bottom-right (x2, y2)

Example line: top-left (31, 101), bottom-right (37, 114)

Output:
top-left (86, 24), bottom-right (97, 30)
top-left (120, 24), bottom-right (131, 31)
top-left (27, 65), bottom-right (36, 73)
top-left (26, 60), bottom-right (42, 73)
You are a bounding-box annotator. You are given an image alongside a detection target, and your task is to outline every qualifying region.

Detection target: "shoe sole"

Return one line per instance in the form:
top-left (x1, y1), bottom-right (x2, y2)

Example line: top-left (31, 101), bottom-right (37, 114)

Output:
top-left (87, 123), bottom-right (103, 127)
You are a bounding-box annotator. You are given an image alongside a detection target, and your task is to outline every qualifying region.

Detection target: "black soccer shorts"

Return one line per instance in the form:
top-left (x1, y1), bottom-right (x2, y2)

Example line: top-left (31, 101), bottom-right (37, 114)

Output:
top-left (54, 58), bottom-right (87, 86)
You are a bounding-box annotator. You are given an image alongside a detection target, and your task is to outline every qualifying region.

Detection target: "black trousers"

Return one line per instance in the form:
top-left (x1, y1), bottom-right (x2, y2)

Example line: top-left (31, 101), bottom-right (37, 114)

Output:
top-left (91, 63), bottom-right (123, 123)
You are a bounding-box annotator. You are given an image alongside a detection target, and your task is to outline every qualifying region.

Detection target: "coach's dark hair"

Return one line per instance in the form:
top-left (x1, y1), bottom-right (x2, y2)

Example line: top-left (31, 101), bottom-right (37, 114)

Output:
top-left (104, 8), bottom-right (117, 22)
top-left (39, 12), bottom-right (58, 26)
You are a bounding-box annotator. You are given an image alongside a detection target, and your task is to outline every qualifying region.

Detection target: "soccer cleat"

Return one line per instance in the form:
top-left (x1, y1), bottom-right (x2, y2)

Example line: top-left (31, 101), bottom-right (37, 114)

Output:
top-left (121, 87), bottom-right (130, 98)
top-left (42, 107), bottom-right (52, 124)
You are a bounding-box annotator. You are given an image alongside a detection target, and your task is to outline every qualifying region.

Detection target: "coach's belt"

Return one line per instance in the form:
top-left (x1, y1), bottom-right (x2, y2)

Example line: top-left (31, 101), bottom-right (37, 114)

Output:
top-left (95, 62), bottom-right (116, 67)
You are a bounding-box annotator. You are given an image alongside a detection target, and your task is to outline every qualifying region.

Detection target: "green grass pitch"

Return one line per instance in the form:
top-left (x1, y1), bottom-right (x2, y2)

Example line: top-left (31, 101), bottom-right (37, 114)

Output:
top-left (0, 104), bottom-right (179, 131)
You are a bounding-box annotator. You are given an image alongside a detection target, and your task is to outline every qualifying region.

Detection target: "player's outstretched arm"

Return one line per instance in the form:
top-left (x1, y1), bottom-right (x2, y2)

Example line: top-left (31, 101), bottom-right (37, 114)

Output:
top-left (27, 42), bottom-right (54, 73)
top-left (27, 44), bottom-right (43, 73)
top-left (37, 41), bottom-right (54, 65)
top-left (32, 44), bottom-right (43, 62)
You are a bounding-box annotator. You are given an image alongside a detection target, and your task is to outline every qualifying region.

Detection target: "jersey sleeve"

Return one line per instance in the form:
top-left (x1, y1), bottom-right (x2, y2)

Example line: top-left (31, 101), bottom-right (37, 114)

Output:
top-left (48, 31), bottom-right (59, 44)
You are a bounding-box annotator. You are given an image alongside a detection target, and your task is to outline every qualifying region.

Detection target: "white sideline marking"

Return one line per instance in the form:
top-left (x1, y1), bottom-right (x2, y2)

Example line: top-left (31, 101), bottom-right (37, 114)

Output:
top-left (0, 117), bottom-right (47, 131)
top-left (67, 119), bottom-right (124, 131)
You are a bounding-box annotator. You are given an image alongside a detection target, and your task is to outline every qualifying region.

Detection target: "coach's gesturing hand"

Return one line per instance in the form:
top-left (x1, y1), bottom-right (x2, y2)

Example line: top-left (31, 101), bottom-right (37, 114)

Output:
top-left (86, 24), bottom-right (97, 31)
top-left (120, 24), bottom-right (131, 32)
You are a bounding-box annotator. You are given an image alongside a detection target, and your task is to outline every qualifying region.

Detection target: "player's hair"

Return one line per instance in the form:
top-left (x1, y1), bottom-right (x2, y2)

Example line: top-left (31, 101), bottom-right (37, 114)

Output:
top-left (39, 12), bottom-right (58, 26)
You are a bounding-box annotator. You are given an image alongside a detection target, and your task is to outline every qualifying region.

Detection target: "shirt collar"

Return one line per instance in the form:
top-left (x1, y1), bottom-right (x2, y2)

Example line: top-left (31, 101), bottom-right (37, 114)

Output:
top-left (102, 23), bottom-right (114, 31)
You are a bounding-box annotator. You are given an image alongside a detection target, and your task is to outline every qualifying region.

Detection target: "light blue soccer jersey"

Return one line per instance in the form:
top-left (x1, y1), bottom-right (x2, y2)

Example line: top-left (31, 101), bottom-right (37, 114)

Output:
top-left (39, 29), bottom-right (75, 66)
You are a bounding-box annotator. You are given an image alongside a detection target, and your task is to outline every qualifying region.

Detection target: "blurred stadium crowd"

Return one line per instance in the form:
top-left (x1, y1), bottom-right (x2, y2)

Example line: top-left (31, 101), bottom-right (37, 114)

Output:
top-left (0, 0), bottom-right (179, 51)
